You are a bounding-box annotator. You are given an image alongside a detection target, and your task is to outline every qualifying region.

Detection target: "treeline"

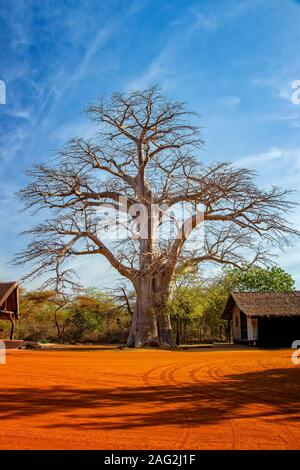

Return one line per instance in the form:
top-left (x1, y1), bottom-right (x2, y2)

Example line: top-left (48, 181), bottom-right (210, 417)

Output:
top-left (13, 288), bottom-right (131, 344)
top-left (0, 266), bottom-right (294, 344)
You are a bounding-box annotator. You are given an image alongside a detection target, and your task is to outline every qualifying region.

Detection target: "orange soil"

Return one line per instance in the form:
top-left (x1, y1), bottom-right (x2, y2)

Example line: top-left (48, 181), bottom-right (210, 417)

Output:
top-left (0, 347), bottom-right (299, 450)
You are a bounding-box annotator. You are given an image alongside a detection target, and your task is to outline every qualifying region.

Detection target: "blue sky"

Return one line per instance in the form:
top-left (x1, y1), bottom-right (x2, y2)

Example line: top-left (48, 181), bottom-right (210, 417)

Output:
top-left (1, 0), bottom-right (300, 289)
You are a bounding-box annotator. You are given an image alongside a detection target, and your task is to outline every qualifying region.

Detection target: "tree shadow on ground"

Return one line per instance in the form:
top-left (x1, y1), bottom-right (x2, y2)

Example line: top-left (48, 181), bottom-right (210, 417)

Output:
top-left (0, 368), bottom-right (299, 430)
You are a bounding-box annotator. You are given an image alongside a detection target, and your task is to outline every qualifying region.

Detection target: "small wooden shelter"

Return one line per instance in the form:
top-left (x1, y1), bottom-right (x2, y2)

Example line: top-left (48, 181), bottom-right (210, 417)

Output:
top-left (222, 291), bottom-right (300, 346)
top-left (0, 282), bottom-right (19, 339)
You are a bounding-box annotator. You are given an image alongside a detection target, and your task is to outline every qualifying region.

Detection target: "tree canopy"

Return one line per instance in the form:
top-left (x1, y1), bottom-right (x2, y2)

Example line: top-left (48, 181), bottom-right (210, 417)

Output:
top-left (224, 266), bottom-right (295, 292)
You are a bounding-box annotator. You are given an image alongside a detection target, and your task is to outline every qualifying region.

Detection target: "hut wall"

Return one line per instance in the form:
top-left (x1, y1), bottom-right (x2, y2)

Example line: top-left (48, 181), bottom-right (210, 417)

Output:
top-left (232, 305), bottom-right (241, 340)
top-left (247, 317), bottom-right (258, 341)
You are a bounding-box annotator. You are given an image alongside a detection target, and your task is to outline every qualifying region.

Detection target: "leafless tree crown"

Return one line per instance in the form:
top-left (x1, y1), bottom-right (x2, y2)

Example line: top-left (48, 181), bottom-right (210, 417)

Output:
top-left (15, 86), bottom-right (299, 289)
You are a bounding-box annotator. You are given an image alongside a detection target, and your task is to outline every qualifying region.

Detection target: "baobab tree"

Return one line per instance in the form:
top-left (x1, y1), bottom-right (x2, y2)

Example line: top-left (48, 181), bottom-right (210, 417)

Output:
top-left (16, 87), bottom-right (299, 347)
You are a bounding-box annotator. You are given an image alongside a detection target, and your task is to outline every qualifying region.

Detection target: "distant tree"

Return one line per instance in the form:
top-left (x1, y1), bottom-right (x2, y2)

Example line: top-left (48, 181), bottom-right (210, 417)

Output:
top-left (168, 273), bottom-right (203, 344)
top-left (110, 282), bottom-right (136, 318)
top-left (21, 290), bottom-right (70, 340)
top-left (169, 271), bottom-right (230, 344)
top-left (66, 288), bottom-right (123, 342)
top-left (224, 266), bottom-right (295, 292)
top-left (199, 280), bottom-right (229, 340)
top-left (16, 87), bottom-right (300, 347)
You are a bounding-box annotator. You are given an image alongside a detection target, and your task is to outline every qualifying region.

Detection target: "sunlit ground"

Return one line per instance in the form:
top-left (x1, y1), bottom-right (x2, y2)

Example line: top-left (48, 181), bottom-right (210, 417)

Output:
top-left (0, 347), bottom-right (299, 449)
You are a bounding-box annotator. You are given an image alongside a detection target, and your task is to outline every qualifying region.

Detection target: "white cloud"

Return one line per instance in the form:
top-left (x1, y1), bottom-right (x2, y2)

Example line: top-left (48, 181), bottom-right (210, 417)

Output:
top-left (6, 108), bottom-right (33, 121)
top-left (220, 95), bottom-right (241, 108)
top-left (54, 121), bottom-right (98, 142)
top-left (189, 0), bottom-right (273, 35)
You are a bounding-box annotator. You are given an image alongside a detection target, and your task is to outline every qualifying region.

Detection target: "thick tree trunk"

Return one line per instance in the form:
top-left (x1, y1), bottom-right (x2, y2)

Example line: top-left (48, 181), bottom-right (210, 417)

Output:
top-left (126, 275), bottom-right (177, 348)
top-left (127, 276), bottom-right (159, 347)
top-left (154, 276), bottom-right (177, 347)
top-left (126, 171), bottom-right (178, 348)
top-left (157, 310), bottom-right (177, 347)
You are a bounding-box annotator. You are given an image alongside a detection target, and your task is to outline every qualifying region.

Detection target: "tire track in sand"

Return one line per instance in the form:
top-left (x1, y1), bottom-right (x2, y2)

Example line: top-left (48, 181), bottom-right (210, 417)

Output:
top-left (208, 358), bottom-right (299, 449)
top-left (190, 361), bottom-right (236, 449)
top-left (142, 361), bottom-right (196, 448)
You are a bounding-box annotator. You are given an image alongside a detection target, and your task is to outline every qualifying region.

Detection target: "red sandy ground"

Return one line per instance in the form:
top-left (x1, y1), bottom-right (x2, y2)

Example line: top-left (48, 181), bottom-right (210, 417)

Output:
top-left (0, 347), bottom-right (299, 449)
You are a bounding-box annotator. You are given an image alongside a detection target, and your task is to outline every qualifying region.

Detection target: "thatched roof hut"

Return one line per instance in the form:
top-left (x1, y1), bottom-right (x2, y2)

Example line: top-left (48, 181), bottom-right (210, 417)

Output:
top-left (222, 291), bottom-right (300, 346)
top-left (222, 291), bottom-right (300, 319)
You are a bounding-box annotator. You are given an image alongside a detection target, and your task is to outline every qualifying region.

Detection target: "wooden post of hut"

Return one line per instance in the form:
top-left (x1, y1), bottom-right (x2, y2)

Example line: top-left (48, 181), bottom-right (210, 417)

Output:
top-left (0, 282), bottom-right (19, 340)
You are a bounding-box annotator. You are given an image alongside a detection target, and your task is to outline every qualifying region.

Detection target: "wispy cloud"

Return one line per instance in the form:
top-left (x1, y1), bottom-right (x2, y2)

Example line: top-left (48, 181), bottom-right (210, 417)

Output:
top-left (227, 0), bottom-right (272, 20)
top-left (188, 0), bottom-right (278, 34)
top-left (126, 35), bottom-right (185, 92)
top-left (220, 95), bottom-right (241, 108)
top-left (54, 121), bottom-right (98, 142)
top-left (235, 146), bottom-right (300, 168)
top-left (127, 52), bottom-right (172, 91)
top-left (55, 25), bottom-right (117, 100)
top-left (251, 77), bottom-right (298, 105)
top-left (255, 111), bottom-right (300, 123)
top-left (190, 11), bottom-right (218, 32)
top-left (1, 0), bottom-right (300, 289)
